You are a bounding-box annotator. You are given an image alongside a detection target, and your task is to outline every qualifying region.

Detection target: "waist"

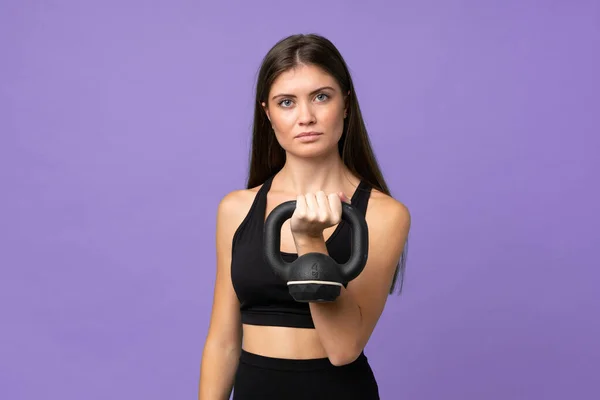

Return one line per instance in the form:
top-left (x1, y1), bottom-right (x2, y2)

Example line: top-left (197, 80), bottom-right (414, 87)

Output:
top-left (238, 348), bottom-right (369, 372)
top-left (242, 323), bottom-right (328, 359)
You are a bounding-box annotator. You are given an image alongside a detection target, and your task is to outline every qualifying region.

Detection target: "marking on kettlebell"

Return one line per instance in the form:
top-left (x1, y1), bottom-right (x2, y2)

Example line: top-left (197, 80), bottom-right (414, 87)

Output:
top-left (311, 262), bottom-right (319, 279)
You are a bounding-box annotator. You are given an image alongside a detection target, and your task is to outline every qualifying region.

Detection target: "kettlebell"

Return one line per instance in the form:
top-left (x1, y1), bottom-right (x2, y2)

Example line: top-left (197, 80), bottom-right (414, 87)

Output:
top-left (263, 200), bottom-right (369, 303)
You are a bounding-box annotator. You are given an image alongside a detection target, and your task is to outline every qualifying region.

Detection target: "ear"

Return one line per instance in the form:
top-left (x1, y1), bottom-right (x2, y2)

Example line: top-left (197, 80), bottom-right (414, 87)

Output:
top-left (344, 91), bottom-right (351, 114)
top-left (261, 101), bottom-right (271, 122)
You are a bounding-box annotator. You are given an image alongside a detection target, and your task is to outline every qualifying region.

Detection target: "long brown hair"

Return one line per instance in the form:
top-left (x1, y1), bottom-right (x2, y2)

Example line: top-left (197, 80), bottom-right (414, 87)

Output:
top-left (246, 33), bottom-right (407, 294)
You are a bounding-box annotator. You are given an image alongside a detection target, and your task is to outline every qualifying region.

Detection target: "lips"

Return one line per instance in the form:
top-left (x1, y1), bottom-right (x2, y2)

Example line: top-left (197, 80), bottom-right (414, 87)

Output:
top-left (295, 131), bottom-right (322, 138)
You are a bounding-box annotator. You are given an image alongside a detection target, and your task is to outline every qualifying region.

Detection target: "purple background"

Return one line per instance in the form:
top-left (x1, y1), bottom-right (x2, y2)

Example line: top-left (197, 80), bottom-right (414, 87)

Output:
top-left (2, 1), bottom-right (598, 399)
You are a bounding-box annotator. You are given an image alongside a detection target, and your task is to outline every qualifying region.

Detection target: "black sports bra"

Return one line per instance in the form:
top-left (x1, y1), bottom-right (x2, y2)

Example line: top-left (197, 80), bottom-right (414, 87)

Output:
top-left (230, 175), bottom-right (372, 329)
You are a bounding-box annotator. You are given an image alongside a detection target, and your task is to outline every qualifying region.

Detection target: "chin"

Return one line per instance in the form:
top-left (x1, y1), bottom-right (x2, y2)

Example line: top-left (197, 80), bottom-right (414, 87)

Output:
top-left (289, 142), bottom-right (338, 159)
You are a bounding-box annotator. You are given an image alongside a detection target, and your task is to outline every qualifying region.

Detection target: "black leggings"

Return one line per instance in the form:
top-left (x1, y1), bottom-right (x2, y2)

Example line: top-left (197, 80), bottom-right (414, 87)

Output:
top-left (232, 349), bottom-right (380, 399)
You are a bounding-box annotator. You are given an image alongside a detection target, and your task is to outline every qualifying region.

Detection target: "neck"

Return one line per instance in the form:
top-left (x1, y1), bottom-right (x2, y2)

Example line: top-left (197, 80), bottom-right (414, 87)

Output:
top-left (276, 151), bottom-right (351, 196)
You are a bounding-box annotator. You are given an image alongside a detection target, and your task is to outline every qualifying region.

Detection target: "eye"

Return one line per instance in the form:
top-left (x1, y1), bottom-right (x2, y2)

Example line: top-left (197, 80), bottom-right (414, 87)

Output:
top-left (278, 99), bottom-right (293, 108)
top-left (315, 93), bottom-right (329, 102)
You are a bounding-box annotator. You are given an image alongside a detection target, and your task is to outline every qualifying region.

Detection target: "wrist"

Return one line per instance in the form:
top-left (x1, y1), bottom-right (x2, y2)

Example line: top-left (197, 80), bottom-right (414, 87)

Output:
top-left (293, 233), bottom-right (327, 256)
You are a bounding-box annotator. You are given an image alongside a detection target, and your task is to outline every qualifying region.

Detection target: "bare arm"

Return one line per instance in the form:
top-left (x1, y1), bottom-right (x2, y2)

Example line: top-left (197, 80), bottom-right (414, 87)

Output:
top-left (198, 191), bottom-right (249, 400)
top-left (296, 195), bottom-right (411, 366)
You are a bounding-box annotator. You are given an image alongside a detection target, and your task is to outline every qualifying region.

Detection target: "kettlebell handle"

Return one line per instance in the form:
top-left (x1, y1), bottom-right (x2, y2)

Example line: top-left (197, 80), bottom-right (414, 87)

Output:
top-left (264, 200), bottom-right (369, 283)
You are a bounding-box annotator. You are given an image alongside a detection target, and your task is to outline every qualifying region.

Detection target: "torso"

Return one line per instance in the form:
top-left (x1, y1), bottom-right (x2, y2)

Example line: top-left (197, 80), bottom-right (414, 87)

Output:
top-left (230, 173), bottom-right (374, 359)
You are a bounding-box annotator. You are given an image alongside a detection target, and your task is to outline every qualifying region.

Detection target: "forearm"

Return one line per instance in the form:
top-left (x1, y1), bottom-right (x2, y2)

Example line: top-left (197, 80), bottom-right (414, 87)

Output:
top-left (310, 286), bottom-right (363, 365)
top-left (295, 236), bottom-right (364, 365)
top-left (198, 341), bottom-right (240, 400)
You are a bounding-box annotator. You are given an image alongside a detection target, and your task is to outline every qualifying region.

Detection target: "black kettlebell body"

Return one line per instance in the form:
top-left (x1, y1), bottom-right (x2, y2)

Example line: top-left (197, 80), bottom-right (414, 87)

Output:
top-left (263, 200), bottom-right (369, 302)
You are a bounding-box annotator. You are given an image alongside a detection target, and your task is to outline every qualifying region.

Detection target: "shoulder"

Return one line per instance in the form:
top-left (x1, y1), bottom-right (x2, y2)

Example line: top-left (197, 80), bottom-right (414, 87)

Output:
top-left (364, 189), bottom-right (411, 257)
top-left (366, 189), bottom-right (411, 230)
top-left (217, 186), bottom-right (259, 216)
top-left (216, 184), bottom-right (263, 230)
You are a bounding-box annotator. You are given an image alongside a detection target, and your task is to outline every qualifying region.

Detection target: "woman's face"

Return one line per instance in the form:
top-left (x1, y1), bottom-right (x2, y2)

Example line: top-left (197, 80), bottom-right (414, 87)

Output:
top-left (262, 64), bottom-right (348, 158)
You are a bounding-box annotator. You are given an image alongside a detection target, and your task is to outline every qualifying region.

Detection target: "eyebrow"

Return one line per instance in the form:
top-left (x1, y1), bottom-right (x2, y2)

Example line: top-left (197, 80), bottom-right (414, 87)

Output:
top-left (271, 86), bottom-right (336, 100)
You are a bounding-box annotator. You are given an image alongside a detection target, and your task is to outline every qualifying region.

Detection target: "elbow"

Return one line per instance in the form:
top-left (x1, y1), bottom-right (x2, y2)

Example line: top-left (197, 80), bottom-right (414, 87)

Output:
top-left (205, 337), bottom-right (241, 356)
top-left (327, 343), bottom-right (363, 367)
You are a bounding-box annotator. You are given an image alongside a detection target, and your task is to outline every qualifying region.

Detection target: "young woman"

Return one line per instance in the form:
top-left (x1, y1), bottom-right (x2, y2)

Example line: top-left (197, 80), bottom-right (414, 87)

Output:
top-left (198, 33), bottom-right (411, 400)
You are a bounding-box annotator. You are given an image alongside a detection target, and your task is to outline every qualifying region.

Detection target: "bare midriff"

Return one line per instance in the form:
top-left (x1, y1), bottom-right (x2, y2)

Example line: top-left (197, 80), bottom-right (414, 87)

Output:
top-left (241, 324), bottom-right (328, 359)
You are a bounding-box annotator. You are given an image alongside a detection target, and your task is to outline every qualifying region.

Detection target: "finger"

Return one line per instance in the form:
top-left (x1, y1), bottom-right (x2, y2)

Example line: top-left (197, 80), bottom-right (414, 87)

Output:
top-left (338, 191), bottom-right (351, 204)
top-left (295, 194), bottom-right (307, 218)
top-left (315, 191), bottom-right (331, 222)
top-left (304, 193), bottom-right (318, 220)
top-left (328, 193), bottom-right (342, 224)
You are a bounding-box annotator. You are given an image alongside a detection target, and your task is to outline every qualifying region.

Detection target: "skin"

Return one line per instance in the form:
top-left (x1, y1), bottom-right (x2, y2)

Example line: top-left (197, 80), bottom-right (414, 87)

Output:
top-left (198, 64), bottom-right (411, 400)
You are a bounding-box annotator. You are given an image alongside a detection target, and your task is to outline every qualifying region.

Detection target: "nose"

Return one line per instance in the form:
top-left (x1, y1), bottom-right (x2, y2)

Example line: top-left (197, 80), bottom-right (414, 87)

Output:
top-left (297, 101), bottom-right (316, 125)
